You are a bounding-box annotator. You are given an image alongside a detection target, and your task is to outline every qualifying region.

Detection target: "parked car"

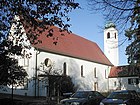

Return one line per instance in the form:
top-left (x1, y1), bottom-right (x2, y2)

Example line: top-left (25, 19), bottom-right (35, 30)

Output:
top-left (60, 90), bottom-right (105, 105)
top-left (100, 90), bottom-right (140, 105)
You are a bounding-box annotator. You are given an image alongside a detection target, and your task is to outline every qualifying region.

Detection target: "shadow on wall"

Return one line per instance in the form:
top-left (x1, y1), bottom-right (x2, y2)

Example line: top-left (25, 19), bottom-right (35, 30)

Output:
top-left (97, 71), bottom-right (109, 92)
top-left (54, 58), bottom-right (111, 92)
top-left (56, 58), bottom-right (80, 90)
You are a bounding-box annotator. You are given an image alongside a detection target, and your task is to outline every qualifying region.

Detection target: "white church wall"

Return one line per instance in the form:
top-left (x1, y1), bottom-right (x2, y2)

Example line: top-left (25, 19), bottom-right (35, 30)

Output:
top-left (7, 48), bottom-right (111, 96)
top-left (34, 50), bottom-right (111, 93)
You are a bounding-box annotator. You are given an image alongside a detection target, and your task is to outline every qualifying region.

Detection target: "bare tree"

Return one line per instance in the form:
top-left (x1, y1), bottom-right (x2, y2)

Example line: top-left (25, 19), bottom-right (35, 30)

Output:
top-left (88, 0), bottom-right (140, 66)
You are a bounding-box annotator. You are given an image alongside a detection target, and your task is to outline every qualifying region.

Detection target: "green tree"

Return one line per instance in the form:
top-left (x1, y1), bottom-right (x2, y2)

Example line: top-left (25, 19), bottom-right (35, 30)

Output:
top-left (0, 39), bottom-right (27, 86)
top-left (0, 0), bottom-right (79, 47)
top-left (0, 53), bottom-right (27, 86)
top-left (88, 0), bottom-right (140, 66)
top-left (0, 0), bottom-right (79, 85)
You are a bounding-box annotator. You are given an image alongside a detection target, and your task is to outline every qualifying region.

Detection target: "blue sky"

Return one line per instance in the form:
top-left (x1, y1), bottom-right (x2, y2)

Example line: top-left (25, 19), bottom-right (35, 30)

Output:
top-left (68, 0), bottom-right (129, 65)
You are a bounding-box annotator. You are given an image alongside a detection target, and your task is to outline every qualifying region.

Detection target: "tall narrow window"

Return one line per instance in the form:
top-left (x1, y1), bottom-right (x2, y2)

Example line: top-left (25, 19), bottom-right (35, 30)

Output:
top-left (107, 32), bottom-right (110, 39)
top-left (114, 81), bottom-right (117, 87)
top-left (63, 62), bottom-right (67, 76)
top-left (81, 65), bottom-right (84, 77)
top-left (94, 67), bottom-right (97, 78)
top-left (105, 69), bottom-right (107, 79)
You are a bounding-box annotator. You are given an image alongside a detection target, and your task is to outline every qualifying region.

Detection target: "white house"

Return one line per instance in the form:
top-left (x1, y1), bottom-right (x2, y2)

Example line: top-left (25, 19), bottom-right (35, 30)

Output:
top-left (108, 66), bottom-right (140, 92)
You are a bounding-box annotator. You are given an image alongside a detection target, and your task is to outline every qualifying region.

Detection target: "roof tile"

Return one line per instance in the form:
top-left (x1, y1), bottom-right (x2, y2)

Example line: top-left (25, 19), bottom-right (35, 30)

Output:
top-left (23, 21), bottom-right (112, 66)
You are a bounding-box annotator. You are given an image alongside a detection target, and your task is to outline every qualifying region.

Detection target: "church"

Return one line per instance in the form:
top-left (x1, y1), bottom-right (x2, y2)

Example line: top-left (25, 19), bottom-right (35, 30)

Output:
top-left (0, 16), bottom-right (139, 97)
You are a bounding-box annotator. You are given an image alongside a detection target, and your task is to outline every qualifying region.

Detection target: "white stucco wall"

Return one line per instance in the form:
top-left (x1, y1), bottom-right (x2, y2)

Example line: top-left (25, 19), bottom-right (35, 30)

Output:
top-left (24, 49), bottom-right (111, 94)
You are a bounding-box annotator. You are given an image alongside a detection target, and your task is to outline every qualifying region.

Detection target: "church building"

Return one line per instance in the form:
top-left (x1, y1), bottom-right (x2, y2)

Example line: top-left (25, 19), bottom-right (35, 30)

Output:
top-left (1, 16), bottom-right (139, 97)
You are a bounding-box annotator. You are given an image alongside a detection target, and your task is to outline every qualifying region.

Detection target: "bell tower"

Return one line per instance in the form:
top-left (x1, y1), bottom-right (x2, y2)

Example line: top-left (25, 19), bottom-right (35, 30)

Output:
top-left (104, 22), bottom-right (119, 66)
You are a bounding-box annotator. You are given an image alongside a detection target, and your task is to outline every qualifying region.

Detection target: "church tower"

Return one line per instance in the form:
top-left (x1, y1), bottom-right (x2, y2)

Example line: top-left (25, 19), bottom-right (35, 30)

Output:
top-left (104, 22), bottom-right (119, 66)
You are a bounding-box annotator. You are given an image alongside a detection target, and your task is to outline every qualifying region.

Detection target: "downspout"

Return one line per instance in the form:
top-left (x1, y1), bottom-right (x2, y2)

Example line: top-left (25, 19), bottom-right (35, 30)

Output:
top-left (35, 48), bottom-right (40, 97)
top-left (35, 49), bottom-right (37, 97)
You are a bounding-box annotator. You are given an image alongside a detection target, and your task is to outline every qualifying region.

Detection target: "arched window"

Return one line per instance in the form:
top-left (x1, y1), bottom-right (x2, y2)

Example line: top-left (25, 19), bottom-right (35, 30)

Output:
top-left (107, 32), bottom-right (110, 39)
top-left (81, 65), bottom-right (84, 77)
top-left (94, 67), bottom-right (97, 78)
top-left (63, 62), bottom-right (67, 76)
top-left (114, 81), bottom-right (117, 87)
top-left (105, 69), bottom-right (107, 79)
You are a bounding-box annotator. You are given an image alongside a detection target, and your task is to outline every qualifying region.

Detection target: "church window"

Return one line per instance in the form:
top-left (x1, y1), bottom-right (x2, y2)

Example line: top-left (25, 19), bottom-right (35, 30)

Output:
top-left (114, 81), bottom-right (117, 87)
top-left (105, 69), bottom-right (107, 79)
top-left (63, 62), bottom-right (67, 76)
top-left (94, 67), bottom-right (97, 78)
top-left (107, 32), bottom-right (110, 39)
top-left (81, 65), bottom-right (84, 77)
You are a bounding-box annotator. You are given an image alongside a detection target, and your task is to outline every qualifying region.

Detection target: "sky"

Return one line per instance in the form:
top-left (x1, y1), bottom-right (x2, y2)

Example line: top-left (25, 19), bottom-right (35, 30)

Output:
top-left (68, 0), bottom-right (129, 66)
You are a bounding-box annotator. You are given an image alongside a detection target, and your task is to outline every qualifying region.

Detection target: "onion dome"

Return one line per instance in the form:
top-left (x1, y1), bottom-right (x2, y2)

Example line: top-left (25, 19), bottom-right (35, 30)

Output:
top-left (105, 21), bottom-right (116, 29)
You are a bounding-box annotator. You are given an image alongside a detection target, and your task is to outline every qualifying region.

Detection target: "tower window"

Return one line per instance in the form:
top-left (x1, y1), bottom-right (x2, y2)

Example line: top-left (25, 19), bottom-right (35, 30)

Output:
top-left (107, 32), bottom-right (110, 39)
top-left (115, 33), bottom-right (116, 39)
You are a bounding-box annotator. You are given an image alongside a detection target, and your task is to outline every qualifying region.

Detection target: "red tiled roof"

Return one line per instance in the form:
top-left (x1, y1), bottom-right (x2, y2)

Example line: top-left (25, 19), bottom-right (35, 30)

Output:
top-left (22, 20), bottom-right (112, 66)
top-left (109, 66), bottom-right (140, 78)
top-left (109, 66), bottom-right (123, 78)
